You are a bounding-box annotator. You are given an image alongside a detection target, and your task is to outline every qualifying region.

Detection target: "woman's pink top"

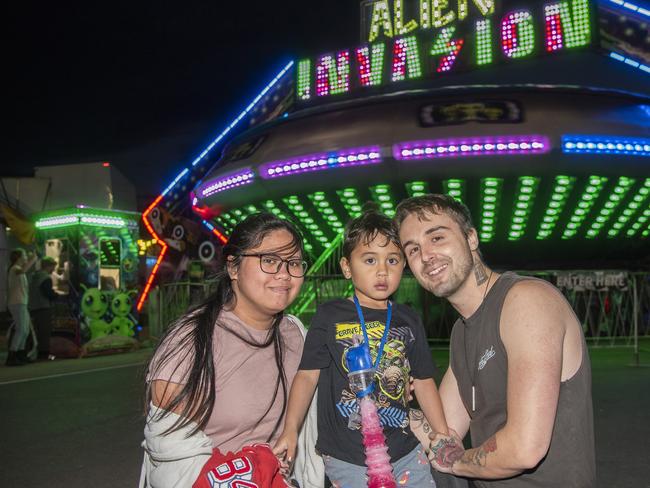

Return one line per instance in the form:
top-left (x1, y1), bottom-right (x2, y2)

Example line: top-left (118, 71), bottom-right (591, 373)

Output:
top-left (149, 310), bottom-right (304, 453)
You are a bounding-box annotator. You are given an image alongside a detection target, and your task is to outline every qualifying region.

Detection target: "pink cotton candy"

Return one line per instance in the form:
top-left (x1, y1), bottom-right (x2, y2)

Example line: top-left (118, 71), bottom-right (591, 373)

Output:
top-left (358, 396), bottom-right (396, 488)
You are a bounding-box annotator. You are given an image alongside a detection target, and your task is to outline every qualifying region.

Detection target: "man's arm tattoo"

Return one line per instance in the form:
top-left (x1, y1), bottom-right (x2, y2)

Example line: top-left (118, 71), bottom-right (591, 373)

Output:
top-left (458, 435), bottom-right (497, 467)
top-left (409, 409), bottom-right (431, 435)
top-left (429, 437), bottom-right (465, 468)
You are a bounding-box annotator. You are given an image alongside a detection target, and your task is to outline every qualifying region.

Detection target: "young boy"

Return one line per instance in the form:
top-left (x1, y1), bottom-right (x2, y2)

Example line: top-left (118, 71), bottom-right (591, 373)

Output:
top-left (274, 209), bottom-right (448, 487)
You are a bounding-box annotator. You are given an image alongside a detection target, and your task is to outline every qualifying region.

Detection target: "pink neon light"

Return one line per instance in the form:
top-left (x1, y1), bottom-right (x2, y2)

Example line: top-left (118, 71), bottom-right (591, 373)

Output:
top-left (356, 46), bottom-right (374, 87)
top-left (437, 39), bottom-right (464, 73)
top-left (316, 51), bottom-right (350, 97)
top-left (199, 169), bottom-right (254, 198)
top-left (392, 38), bottom-right (408, 81)
top-left (545, 9), bottom-right (563, 51)
top-left (394, 135), bottom-right (550, 161)
top-left (260, 147), bottom-right (382, 179)
top-left (502, 14), bottom-right (518, 57)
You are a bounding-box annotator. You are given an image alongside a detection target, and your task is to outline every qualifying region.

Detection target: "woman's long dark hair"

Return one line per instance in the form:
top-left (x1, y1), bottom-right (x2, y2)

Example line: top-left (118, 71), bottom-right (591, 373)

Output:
top-left (145, 213), bottom-right (305, 438)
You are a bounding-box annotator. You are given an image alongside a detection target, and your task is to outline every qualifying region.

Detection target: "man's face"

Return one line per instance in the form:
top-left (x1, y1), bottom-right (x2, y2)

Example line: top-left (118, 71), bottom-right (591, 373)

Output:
top-left (399, 210), bottom-right (476, 298)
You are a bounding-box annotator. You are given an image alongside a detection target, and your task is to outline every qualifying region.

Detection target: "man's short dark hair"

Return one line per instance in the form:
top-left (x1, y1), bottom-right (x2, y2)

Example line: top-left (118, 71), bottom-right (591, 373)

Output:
top-left (343, 207), bottom-right (402, 259)
top-left (394, 194), bottom-right (476, 237)
top-left (41, 257), bottom-right (56, 268)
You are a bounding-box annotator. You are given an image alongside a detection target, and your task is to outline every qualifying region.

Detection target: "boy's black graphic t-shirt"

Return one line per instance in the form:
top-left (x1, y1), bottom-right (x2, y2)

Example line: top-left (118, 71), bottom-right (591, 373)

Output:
top-left (299, 298), bottom-right (437, 466)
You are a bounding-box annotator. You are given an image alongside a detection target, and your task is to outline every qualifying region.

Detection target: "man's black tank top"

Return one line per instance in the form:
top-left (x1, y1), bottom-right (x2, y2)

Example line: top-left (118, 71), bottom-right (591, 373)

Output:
top-left (449, 272), bottom-right (596, 487)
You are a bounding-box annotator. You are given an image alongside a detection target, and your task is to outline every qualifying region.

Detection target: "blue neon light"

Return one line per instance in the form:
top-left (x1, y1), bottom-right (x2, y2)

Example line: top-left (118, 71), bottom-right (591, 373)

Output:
top-left (606, 0), bottom-right (650, 18)
top-left (162, 168), bottom-right (190, 196)
top-left (190, 61), bottom-right (294, 167)
top-left (158, 61), bottom-right (294, 198)
top-left (563, 135), bottom-right (650, 156)
top-left (609, 52), bottom-right (650, 75)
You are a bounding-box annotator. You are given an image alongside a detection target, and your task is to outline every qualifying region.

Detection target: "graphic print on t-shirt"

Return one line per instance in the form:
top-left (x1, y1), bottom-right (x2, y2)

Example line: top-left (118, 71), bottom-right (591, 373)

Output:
top-left (334, 319), bottom-right (414, 429)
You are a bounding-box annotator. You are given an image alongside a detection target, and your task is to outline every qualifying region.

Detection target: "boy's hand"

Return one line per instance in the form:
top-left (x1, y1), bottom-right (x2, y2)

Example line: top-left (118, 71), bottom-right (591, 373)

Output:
top-left (272, 430), bottom-right (298, 476)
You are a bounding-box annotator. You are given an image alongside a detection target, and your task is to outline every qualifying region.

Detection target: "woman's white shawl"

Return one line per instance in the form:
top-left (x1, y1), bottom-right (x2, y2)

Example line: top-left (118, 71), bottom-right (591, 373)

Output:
top-left (139, 314), bottom-right (324, 488)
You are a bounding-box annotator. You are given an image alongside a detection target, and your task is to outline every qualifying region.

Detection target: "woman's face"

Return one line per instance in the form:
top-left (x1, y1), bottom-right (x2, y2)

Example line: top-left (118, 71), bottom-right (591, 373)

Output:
top-left (229, 229), bottom-right (304, 319)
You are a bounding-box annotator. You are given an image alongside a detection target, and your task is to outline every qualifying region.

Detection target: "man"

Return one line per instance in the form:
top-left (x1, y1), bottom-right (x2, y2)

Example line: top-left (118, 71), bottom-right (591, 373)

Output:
top-left (29, 257), bottom-right (58, 360)
top-left (395, 194), bottom-right (595, 487)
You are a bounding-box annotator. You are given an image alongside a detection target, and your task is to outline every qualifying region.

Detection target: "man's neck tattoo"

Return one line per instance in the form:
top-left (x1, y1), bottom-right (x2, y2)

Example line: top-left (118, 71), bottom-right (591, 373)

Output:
top-left (474, 262), bottom-right (488, 286)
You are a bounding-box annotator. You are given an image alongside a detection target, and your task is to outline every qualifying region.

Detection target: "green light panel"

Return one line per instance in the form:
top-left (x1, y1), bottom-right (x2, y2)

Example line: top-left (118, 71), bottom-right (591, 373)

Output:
top-left (607, 179), bottom-right (650, 238)
top-left (444, 179), bottom-right (466, 203)
top-left (308, 192), bottom-right (344, 234)
top-left (394, 0), bottom-right (418, 35)
top-left (479, 178), bottom-right (503, 242)
top-left (476, 19), bottom-right (493, 65)
top-left (297, 59), bottom-right (311, 101)
top-left (405, 181), bottom-right (430, 197)
top-left (626, 206), bottom-right (650, 238)
top-left (369, 0), bottom-right (394, 42)
top-left (337, 188), bottom-right (364, 219)
top-left (586, 177), bottom-right (635, 239)
top-left (508, 176), bottom-right (539, 241)
top-left (561, 176), bottom-right (608, 239)
top-left (262, 200), bottom-right (314, 252)
top-left (283, 195), bottom-right (332, 248)
top-left (536, 175), bottom-right (575, 240)
top-left (35, 211), bottom-right (132, 230)
top-left (370, 184), bottom-right (396, 217)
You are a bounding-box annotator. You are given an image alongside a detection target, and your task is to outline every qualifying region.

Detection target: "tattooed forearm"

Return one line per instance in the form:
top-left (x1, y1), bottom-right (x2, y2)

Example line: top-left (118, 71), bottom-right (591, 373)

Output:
top-left (408, 409), bottom-right (431, 434)
top-left (473, 262), bottom-right (488, 285)
top-left (429, 437), bottom-right (465, 468)
top-left (458, 435), bottom-right (497, 468)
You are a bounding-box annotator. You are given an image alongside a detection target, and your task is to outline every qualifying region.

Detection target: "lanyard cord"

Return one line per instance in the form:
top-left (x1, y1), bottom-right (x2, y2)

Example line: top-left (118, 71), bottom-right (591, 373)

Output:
top-left (353, 295), bottom-right (392, 371)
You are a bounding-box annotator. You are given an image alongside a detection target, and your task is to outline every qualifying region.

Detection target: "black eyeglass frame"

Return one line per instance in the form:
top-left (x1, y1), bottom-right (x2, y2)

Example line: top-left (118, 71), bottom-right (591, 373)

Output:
top-left (239, 253), bottom-right (308, 278)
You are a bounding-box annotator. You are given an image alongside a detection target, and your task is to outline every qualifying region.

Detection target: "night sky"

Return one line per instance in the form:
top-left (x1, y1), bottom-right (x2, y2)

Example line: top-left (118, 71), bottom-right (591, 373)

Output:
top-left (6, 0), bottom-right (359, 204)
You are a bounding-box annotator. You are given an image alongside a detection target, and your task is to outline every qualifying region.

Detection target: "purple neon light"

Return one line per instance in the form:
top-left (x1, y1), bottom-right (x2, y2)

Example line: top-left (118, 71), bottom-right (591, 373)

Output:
top-left (394, 135), bottom-right (550, 160)
top-left (260, 147), bottom-right (382, 179)
top-left (200, 169), bottom-right (255, 197)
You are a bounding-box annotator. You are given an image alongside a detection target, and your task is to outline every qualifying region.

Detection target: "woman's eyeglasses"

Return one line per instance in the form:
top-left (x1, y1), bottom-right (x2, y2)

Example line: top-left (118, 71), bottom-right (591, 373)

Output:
top-left (240, 253), bottom-right (308, 278)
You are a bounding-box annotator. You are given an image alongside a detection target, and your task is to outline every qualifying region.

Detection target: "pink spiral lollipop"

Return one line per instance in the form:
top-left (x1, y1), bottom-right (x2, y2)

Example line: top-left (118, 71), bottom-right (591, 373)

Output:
top-left (359, 396), bottom-right (396, 488)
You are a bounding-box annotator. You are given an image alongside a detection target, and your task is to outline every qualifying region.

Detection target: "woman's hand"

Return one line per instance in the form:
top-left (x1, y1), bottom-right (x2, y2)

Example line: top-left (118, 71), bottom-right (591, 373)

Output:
top-left (272, 429), bottom-right (298, 476)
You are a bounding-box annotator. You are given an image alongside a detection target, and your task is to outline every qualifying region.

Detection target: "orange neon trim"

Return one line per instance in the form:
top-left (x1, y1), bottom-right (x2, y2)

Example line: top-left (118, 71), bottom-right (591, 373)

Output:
top-left (136, 195), bottom-right (168, 312)
top-left (211, 227), bottom-right (228, 244)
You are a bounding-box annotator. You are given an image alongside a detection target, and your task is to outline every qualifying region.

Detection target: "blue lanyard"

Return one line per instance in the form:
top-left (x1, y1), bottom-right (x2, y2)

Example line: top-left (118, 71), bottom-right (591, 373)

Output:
top-left (353, 295), bottom-right (392, 371)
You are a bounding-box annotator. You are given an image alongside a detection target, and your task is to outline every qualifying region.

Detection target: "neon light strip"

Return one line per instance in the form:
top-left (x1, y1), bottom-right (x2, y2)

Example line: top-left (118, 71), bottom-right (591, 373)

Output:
top-left (35, 214), bottom-right (130, 229)
top-left (162, 168), bottom-right (190, 197)
top-left (562, 176), bottom-right (608, 239)
top-left (201, 220), bottom-right (228, 244)
top-left (607, 178), bottom-right (650, 237)
top-left (627, 206), bottom-right (650, 237)
top-left (394, 135), bottom-right (549, 160)
top-left (607, 0), bottom-right (650, 18)
top-left (190, 61), bottom-right (294, 167)
top-left (609, 52), bottom-right (650, 75)
top-left (563, 135), bottom-right (650, 156)
top-left (260, 147), bottom-right (382, 179)
top-left (479, 178), bottom-right (503, 242)
top-left (337, 188), bottom-right (363, 219)
top-left (200, 169), bottom-right (255, 197)
top-left (35, 216), bottom-right (79, 228)
top-left (536, 176), bottom-right (575, 240)
top-left (444, 179), bottom-right (466, 203)
top-left (138, 64), bottom-right (294, 310)
top-left (586, 176), bottom-right (635, 238)
top-left (137, 195), bottom-right (168, 312)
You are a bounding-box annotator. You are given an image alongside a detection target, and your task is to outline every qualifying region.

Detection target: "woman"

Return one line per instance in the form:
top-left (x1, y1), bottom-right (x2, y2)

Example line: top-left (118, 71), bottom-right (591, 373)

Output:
top-left (6, 248), bottom-right (37, 366)
top-left (140, 213), bottom-right (323, 488)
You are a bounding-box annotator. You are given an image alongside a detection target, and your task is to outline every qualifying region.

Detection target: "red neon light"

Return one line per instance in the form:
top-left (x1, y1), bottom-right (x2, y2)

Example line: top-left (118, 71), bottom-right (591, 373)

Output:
top-left (136, 195), bottom-right (168, 312)
top-left (102, 162), bottom-right (110, 167)
top-left (210, 226), bottom-right (228, 244)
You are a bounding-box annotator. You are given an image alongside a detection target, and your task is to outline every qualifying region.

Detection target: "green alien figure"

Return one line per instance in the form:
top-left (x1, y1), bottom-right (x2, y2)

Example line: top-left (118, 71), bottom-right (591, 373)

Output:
top-left (109, 291), bottom-right (136, 337)
top-left (80, 287), bottom-right (110, 340)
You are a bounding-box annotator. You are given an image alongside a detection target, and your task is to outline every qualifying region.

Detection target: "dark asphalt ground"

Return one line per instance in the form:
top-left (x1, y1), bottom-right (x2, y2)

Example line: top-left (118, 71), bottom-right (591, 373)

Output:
top-left (0, 346), bottom-right (648, 488)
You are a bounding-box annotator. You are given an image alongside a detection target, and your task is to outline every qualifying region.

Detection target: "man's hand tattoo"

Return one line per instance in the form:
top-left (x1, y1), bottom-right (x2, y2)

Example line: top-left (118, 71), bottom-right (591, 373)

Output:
top-left (429, 437), bottom-right (465, 468)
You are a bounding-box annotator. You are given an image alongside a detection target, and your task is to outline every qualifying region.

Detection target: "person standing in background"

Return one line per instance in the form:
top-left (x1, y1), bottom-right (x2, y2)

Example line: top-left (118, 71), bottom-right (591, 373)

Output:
top-left (29, 256), bottom-right (58, 360)
top-left (6, 248), bottom-right (37, 366)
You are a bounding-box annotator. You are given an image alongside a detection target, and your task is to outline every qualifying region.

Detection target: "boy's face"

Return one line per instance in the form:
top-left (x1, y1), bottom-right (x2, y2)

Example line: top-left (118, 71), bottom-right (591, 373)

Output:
top-left (340, 233), bottom-right (405, 308)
